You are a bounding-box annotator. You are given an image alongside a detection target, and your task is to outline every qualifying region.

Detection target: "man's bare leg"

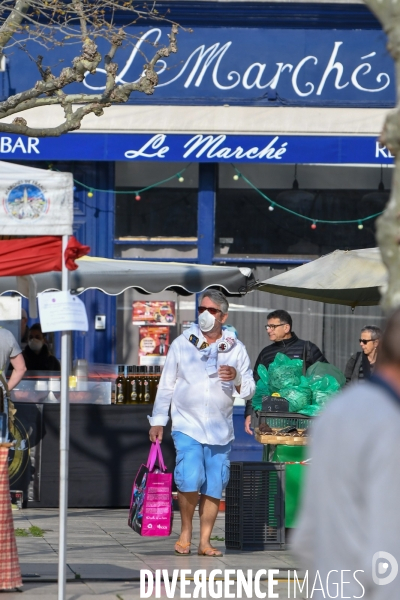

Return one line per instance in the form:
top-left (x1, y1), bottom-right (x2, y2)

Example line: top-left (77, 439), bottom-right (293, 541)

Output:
top-left (175, 491), bottom-right (198, 554)
top-left (198, 494), bottom-right (222, 556)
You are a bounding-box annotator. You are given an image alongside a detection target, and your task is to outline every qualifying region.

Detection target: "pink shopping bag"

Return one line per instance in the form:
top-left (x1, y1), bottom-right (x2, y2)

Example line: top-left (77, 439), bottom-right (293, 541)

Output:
top-left (128, 439), bottom-right (173, 537)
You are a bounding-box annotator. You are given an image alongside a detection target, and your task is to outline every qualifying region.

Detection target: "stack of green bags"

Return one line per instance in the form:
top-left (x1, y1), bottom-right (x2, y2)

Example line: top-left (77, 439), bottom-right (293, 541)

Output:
top-left (252, 353), bottom-right (345, 416)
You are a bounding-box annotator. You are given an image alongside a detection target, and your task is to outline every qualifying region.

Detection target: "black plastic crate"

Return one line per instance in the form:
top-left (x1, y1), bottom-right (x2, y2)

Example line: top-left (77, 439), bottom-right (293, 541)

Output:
top-left (258, 412), bottom-right (311, 431)
top-left (225, 462), bottom-right (285, 550)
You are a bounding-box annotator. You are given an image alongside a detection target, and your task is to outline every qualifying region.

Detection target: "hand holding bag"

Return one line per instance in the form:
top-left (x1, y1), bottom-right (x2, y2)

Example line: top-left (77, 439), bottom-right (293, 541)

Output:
top-left (128, 439), bottom-right (173, 537)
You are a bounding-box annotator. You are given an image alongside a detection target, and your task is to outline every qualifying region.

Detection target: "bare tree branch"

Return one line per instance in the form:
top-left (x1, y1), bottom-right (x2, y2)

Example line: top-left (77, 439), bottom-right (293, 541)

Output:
top-left (0, 0), bottom-right (31, 51)
top-left (0, 2), bottom-right (179, 136)
top-left (72, 0), bottom-right (88, 39)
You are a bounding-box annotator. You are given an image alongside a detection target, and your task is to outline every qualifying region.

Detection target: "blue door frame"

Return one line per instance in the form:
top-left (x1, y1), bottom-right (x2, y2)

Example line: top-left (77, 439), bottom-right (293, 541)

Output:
top-left (198, 163), bottom-right (217, 265)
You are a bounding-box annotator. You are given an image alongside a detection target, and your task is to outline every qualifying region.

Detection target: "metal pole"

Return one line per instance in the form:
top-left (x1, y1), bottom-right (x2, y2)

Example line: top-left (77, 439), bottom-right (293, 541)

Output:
top-left (58, 235), bottom-right (70, 600)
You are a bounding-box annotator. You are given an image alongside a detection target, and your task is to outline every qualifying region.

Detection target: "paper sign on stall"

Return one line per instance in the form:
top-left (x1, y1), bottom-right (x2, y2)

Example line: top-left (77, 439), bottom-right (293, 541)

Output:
top-left (38, 291), bottom-right (88, 332)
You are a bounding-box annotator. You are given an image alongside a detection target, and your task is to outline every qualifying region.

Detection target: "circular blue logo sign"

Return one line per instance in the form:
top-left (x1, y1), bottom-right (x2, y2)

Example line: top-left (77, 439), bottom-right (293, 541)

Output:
top-left (4, 182), bottom-right (49, 220)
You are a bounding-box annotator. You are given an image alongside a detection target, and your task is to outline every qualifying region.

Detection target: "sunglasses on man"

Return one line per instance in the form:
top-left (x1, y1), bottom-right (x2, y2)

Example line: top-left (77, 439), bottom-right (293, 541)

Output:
top-left (359, 338), bottom-right (374, 344)
top-left (198, 306), bottom-right (222, 316)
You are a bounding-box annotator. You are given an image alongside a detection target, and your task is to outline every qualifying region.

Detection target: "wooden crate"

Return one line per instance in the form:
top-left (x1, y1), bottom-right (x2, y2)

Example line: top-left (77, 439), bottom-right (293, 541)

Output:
top-left (255, 428), bottom-right (308, 446)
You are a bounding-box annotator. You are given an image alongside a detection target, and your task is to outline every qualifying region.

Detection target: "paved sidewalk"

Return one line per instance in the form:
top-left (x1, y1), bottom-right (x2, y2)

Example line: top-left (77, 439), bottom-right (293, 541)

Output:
top-left (9, 508), bottom-right (303, 599)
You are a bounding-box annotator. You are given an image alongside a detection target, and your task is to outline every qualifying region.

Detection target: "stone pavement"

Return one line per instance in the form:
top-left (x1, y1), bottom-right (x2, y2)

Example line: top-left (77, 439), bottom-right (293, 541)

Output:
top-left (9, 508), bottom-right (304, 599)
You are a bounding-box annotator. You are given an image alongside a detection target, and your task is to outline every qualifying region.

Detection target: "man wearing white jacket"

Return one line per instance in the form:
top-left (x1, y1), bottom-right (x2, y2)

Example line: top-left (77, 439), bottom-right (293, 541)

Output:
top-left (149, 289), bottom-right (255, 557)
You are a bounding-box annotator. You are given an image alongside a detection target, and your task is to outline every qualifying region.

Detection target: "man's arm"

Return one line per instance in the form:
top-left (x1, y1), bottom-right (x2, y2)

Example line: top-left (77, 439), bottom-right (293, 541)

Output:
top-left (148, 343), bottom-right (178, 442)
top-left (8, 353), bottom-right (26, 391)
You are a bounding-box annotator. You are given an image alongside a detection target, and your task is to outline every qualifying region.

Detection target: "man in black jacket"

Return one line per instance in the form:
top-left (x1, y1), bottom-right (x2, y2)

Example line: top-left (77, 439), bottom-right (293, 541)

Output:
top-left (244, 309), bottom-right (327, 434)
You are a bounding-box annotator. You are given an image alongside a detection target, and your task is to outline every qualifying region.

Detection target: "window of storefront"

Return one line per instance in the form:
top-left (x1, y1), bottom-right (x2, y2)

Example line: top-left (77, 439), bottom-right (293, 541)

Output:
top-left (114, 162), bottom-right (198, 260)
top-left (215, 164), bottom-right (392, 259)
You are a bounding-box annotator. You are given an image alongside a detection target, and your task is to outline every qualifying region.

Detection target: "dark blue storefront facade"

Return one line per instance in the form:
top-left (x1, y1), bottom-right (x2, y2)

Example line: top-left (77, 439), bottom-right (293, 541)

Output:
top-left (1, 1), bottom-right (394, 364)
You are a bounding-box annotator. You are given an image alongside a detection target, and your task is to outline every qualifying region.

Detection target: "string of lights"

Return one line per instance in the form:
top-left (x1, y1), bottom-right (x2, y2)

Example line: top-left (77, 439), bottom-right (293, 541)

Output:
top-left (49, 161), bottom-right (386, 227)
top-left (49, 163), bottom-right (190, 201)
top-left (231, 164), bottom-right (385, 230)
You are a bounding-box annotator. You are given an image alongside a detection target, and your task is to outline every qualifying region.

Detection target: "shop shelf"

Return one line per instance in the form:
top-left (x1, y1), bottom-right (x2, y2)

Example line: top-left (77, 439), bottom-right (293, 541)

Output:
top-left (225, 462), bottom-right (285, 550)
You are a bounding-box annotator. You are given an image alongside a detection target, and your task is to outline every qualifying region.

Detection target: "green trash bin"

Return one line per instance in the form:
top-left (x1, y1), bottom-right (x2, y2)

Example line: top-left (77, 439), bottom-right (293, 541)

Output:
top-left (263, 445), bottom-right (308, 528)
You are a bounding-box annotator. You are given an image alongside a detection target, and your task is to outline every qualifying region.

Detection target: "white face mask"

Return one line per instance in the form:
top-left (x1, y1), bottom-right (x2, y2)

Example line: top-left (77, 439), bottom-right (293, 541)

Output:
top-left (29, 339), bottom-right (43, 352)
top-left (198, 310), bottom-right (216, 332)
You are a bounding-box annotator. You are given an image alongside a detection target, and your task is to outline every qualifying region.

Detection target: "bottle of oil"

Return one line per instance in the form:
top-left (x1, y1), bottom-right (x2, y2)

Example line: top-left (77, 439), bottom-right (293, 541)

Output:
top-left (143, 366), bottom-right (151, 404)
top-left (115, 365), bottom-right (126, 404)
top-left (154, 365), bottom-right (161, 399)
top-left (148, 366), bottom-right (156, 403)
top-left (126, 366), bottom-right (138, 404)
top-left (136, 366), bottom-right (145, 404)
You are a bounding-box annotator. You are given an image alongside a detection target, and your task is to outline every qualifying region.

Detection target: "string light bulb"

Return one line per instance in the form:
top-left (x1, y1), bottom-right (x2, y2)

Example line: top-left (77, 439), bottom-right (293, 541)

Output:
top-left (358, 221), bottom-right (364, 230)
top-left (87, 190), bottom-right (94, 198)
top-left (311, 222), bottom-right (317, 230)
top-left (178, 176), bottom-right (184, 183)
top-left (233, 174), bottom-right (240, 181)
top-left (268, 204), bottom-right (274, 211)
top-left (135, 194), bottom-right (141, 201)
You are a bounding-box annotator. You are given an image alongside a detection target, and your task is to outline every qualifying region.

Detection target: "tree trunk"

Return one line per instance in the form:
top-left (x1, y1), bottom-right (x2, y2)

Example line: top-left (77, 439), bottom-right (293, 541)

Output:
top-left (364, 0), bottom-right (400, 311)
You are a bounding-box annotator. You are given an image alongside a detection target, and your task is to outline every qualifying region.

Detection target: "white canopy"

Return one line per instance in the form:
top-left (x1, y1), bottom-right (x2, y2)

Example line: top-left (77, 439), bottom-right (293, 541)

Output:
top-left (256, 248), bottom-right (385, 307)
top-left (0, 256), bottom-right (252, 297)
top-left (0, 161), bottom-right (73, 236)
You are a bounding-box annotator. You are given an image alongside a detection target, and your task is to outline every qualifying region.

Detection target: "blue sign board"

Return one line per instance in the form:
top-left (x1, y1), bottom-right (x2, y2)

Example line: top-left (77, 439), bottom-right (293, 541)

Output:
top-left (4, 26), bottom-right (395, 108)
top-left (0, 132), bottom-right (394, 164)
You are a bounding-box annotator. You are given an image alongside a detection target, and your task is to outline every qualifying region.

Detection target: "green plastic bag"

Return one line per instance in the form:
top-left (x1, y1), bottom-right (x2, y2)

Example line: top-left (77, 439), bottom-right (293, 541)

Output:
top-left (268, 353), bottom-right (303, 393)
top-left (280, 376), bottom-right (312, 413)
top-left (306, 362), bottom-right (345, 388)
top-left (252, 364), bottom-right (270, 411)
top-left (298, 404), bottom-right (321, 416)
top-left (309, 375), bottom-right (340, 406)
top-left (258, 364), bottom-right (269, 386)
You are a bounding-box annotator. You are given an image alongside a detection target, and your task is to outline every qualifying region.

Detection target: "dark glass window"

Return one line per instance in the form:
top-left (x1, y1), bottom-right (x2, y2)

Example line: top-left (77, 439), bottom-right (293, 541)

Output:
top-left (115, 188), bottom-right (197, 238)
top-left (215, 188), bottom-right (386, 256)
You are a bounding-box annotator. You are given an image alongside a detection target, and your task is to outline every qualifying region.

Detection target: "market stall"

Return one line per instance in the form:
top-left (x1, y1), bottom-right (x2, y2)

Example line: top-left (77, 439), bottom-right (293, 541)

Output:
top-left (3, 247), bottom-right (254, 510)
top-left (251, 352), bottom-right (346, 528)
top-left (250, 248), bottom-right (385, 527)
top-left (0, 162), bottom-right (256, 592)
top-left (0, 160), bottom-right (75, 598)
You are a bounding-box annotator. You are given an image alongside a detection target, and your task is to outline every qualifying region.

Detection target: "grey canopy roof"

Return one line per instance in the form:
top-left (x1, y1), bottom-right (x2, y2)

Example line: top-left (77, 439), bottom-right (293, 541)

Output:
top-left (2, 256), bottom-right (253, 297)
top-left (256, 248), bottom-right (385, 307)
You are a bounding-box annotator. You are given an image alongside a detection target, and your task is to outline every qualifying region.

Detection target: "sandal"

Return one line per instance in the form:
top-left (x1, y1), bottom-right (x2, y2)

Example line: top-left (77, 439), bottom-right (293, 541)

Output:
top-left (174, 541), bottom-right (191, 555)
top-left (198, 547), bottom-right (223, 557)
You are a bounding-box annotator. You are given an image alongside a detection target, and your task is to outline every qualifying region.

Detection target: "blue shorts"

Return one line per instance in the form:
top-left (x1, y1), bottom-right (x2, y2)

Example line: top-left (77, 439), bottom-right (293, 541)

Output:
top-left (171, 431), bottom-right (231, 500)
